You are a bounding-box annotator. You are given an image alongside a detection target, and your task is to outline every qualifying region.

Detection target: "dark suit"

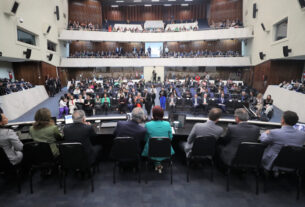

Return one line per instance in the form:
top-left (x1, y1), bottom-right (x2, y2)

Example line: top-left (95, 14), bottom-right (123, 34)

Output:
top-left (63, 123), bottom-right (101, 164)
top-left (113, 120), bottom-right (147, 153)
top-left (192, 97), bottom-right (201, 114)
top-left (219, 122), bottom-right (260, 165)
top-left (218, 97), bottom-right (227, 112)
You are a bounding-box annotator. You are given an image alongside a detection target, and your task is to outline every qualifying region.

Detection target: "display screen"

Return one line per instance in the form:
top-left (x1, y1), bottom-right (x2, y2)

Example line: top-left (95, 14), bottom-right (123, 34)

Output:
top-left (145, 42), bottom-right (163, 58)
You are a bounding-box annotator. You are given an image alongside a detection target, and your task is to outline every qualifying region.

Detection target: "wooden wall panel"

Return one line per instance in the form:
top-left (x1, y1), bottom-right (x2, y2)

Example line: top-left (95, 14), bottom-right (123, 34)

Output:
top-left (102, 4), bottom-right (206, 22)
top-left (69, 0), bottom-right (102, 25)
top-left (209, 0), bottom-right (242, 23)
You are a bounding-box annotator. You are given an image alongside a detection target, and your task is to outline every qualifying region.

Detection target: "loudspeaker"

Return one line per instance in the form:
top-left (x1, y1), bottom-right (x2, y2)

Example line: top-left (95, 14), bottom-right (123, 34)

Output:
top-left (299, 0), bottom-right (305, 8)
top-left (283, 46), bottom-right (292, 57)
top-left (46, 26), bottom-right (51, 34)
top-left (47, 54), bottom-right (53, 61)
top-left (261, 23), bottom-right (265, 31)
top-left (253, 3), bottom-right (258, 18)
top-left (259, 52), bottom-right (265, 60)
top-left (0, 51), bottom-right (2, 57)
top-left (11, 1), bottom-right (19, 14)
top-left (55, 6), bottom-right (60, 20)
top-left (23, 49), bottom-right (31, 59)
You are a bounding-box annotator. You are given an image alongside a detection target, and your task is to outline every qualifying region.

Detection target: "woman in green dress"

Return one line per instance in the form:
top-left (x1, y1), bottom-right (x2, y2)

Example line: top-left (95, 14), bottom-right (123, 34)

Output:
top-left (142, 106), bottom-right (174, 173)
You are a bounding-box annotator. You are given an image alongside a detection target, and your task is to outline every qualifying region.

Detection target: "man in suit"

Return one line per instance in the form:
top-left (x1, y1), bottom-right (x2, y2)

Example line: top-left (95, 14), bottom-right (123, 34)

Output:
top-left (192, 94), bottom-right (201, 115)
top-left (63, 110), bottom-right (102, 165)
top-left (113, 108), bottom-right (146, 154)
top-left (260, 111), bottom-right (305, 170)
top-left (168, 93), bottom-right (177, 114)
top-left (202, 93), bottom-right (209, 114)
top-left (183, 108), bottom-right (223, 158)
top-left (218, 93), bottom-right (226, 112)
top-left (219, 108), bottom-right (260, 165)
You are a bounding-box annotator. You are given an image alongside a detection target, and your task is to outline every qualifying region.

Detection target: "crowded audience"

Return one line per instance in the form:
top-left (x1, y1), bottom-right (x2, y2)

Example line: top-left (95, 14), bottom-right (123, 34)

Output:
top-left (0, 78), bottom-right (34, 96)
top-left (278, 80), bottom-right (305, 94)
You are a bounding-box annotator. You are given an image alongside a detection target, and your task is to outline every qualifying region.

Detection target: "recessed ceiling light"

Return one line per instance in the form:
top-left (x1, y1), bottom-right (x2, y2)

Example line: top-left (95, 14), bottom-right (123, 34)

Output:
top-left (145, 4), bottom-right (152, 6)
top-left (181, 4), bottom-right (189, 6)
top-left (116, 0), bottom-right (124, 2)
top-left (111, 5), bottom-right (119, 7)
top-left (134, 0), bottom-right (142, 2)
top-left (152, 0), bottom-right (160, 2)
top-left (168, 0), bottom-right (176, 1)
top-left (185, 0), bottom-right (193, 1)
top-left (164, 4), bottom-right (172, 6)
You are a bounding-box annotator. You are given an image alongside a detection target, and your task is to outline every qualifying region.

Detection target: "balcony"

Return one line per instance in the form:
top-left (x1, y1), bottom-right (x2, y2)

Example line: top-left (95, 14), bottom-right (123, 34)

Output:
top-left (60, 57), bottom-right (251, 68)
top-left (59, 28), bottom-right (253, 42)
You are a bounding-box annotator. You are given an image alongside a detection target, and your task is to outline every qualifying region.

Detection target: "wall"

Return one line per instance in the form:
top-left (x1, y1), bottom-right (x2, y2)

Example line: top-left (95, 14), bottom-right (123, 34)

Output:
top-left (243, 0), bottom-right (305, 65)
top-left (102, 4), bottom-right (206, 22)
top-left (0, 0), bottom-right (68, 66)
top-left (209, 0), bottom-right (243, 23)
top-left (13, 61), bottom-right (57, 85)
top-left (68, 0), bottom-right (102, 25)
top-left (59, 27), bottom-right (253, 43)
top-left (0, 61), bottom-right (14, 80)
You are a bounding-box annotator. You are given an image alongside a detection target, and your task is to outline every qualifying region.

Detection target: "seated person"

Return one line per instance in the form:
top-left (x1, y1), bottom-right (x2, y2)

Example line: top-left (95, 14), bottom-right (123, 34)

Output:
top-left (183, 108), bottom-right (223, 158)
top-left (263, 94), bottom-right (274, 117)
top-left (240, 91), bottom-right (248, 102)
top-left (101, 93), bottom-right (110, 115)
top-left (219, 108), bottom-right (260, 165)
top-left (127, 93), bottom-right (135, 112)
top-left (192, 94), bottom-right (201, 114)
top-left (113, 108), bottom-right (147, 154)
top-left (63, 110), bottom-right (102, 165)
top-left (68, 96), bottom-right (77, 115)
top-left (0, 113), bottom-right (23, 165)
top-left (260, 111), bottom-right (305, 170)
top-left (94, 95), bottom-right (102, 115)
top-left (168, 94), bottom-right (177, 114)
top-left (218, 93), bottom-right (227, 112)
top-left (30, 108), bottom-right (63, 157)
top-left (201, 93), bottom-right (209, 114)
top-left (58, 96), bottom-right (69, 118)
top-left (142, 106), bottom-right (174, 174)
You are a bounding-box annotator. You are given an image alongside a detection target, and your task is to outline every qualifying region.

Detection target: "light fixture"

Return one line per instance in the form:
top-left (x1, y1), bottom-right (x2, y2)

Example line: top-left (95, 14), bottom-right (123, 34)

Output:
top-left (111, 5), bottom-right (119, 7)
top-left (185, 0), bottom-right (193, 1)
top-left (134, 0), bottom-right (142, 2)
top-left (152, 0), bottom-right (160, 2)
top-left (164, 4), bottom-right (172, 6)
top-left (116, 0), bottom-right (124, 2)
top-left (181, 4), bottom-right (189, 6)
top-left (144, 4), bottom-right (152, 7)
top-left (168, 0), bottom-right (176, 1)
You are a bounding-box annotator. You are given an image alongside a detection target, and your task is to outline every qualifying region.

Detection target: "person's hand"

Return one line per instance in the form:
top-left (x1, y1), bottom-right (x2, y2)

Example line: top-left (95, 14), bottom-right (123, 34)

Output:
top-left (265, 130), bottom-right (270, 134)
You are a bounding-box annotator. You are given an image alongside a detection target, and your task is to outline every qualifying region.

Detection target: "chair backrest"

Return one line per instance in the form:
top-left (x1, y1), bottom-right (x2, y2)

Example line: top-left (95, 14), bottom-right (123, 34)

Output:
top-left (191, 136), bottom-right (216, 157)
top-left (0, 147), bottom-right (13, 171)
top-left (232, 142), bottom-right (266, 168)
top-left (272, 145), bottom-right (305, 170)
top-left (23, 142), bottom-right (54, 165)
top-left (58, 142), bottom-right (90, 170)
top-left (110, 137), bottom-right (139, 161)
top-left (148, 137), bottom-right (171, 158)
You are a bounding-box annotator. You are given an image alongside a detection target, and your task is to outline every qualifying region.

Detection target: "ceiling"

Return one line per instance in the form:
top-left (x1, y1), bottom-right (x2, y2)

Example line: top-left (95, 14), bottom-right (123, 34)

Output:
top-left (99, 0), bottom-right (209, 6)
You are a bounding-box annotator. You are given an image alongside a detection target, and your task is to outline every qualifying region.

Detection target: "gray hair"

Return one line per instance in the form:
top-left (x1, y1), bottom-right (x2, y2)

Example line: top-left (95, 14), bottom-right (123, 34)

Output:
top-left (72, 110), bottom-right (86, 123)
top-left (132, 107), bottom-right (145, 123)
top-left (234, 108), bottom-right (249, 121)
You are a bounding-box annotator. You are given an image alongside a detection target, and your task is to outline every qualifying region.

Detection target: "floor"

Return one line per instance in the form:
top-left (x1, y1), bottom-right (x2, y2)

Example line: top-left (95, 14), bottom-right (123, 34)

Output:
top-left (0, 161), bottom-right (304, 207)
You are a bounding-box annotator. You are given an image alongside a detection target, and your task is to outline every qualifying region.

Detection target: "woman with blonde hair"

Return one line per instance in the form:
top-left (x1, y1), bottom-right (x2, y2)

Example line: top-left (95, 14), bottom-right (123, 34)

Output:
top-left (255, 93), bottom-right (264, 117)
top-left (30, 108), bottom-right (62, 157)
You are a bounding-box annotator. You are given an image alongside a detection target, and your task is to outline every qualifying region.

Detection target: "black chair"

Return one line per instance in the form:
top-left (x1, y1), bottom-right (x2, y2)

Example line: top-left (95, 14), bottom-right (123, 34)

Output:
top-left (76, 102), bottom-right (84, 110)
top-left (186, 136), bottom-right (216, 182)
top-left (23, 142), bottom-right (57, 194)
top-left (110, 137), bottom-right (141, 184)
top-left (0, 148), bottom-right (21, 193)
top-left (145, 137), bottom-right (173, 184)
top-left (226, 142), bottom-right (266, 194)
top-left (267, 146), bottom-right (305, 200)
top-left (58, 143), bottom-right (95, 194)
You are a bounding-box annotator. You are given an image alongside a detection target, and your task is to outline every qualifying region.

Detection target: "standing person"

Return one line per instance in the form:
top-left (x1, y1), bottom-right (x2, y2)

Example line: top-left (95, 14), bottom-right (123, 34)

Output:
top-left (102, 93), bottom-right (110, 115)
top-left (260, 111), bottom-right (305, 170)
top-left (118, 95), bottom-right (127, 114)
top-left (142, 106), bottom-right (174, 173)
top-left (30, 108), bottom-right (62, 157)
top-left (144, 89), bottom-right (153, 116)
top-left (0, 112), bottom-right (23, 165)
top-left (152, 70), bottom-right (157, 83)
top-left (159, 90), bottom-right (166, 111)
top-left (168, 93), bottom-right (177, 114)
top-left (151, 85), bottom-right (157, 106)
